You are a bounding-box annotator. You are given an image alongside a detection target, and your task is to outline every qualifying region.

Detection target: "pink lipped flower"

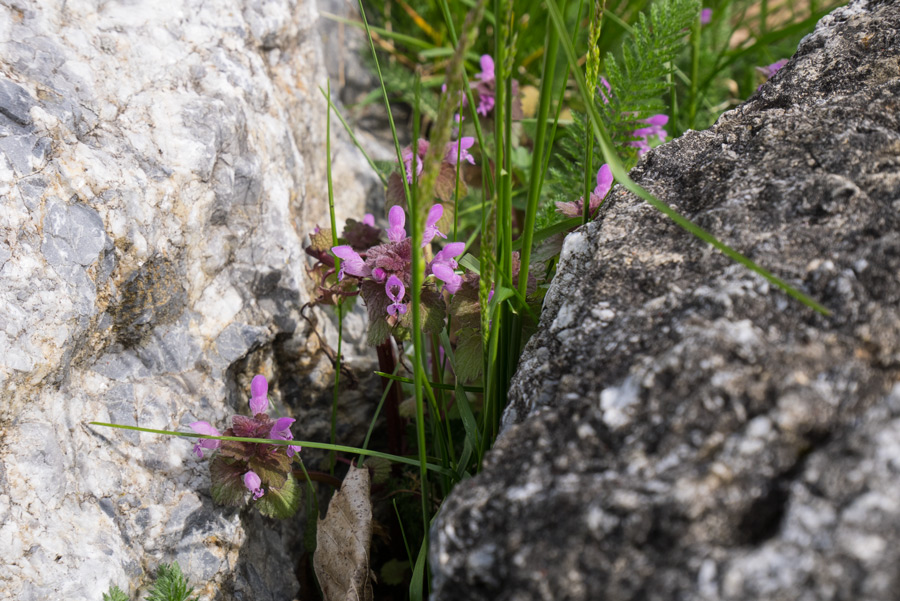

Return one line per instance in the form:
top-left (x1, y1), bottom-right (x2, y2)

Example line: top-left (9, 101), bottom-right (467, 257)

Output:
top-left (629, 114), bottom-right (669, 156)
top-left (189, 421), bottom-right (221, 458)
top-left (243, 471), bottom-right (264, 500)
top-left (385, 275), bottom-right (408, 316)
top-left (249, 374), bottom-right (268, 415)
top-left (430, 242), bottom-right (465, 294)
top-left (386, 205), bottom-right (407, 243)
top-left (332, 245), bottom-right (372, 280)
top-left (422, 204), bottom-right (447, 247)
top-left (556, 164), bottom-right (614, 218)
top-left (700, 8), bottom-right (712, 24)
top-left (445, 137), bottom-right (476, 166)
top-left (270, 417), bottom-right (302, 458)
top-left (474, 55), bottom-right (496, 116)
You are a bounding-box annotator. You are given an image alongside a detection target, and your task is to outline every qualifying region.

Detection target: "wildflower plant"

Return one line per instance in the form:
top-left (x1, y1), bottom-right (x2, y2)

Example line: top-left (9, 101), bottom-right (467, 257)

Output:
top-left (190, 375), bottom-right (302, 519)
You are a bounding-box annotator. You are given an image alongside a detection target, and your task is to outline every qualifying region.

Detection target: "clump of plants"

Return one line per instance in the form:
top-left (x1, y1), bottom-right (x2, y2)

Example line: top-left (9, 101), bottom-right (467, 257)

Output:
top-left (94, 0), bottom-right (840, 598)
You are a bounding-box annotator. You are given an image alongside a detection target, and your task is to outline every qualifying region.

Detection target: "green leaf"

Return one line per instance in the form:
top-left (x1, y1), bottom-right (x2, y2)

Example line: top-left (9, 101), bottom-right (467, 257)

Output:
top-left (209, 455), bottom-right (248, 507)
top-left (247, 449), bottom-right (291, 490)
top-left (362, 456), bottom-right (392, 485)
top-left (102, 585), bottom-right (129, 601)
top-left (452, 327), bottom-right (483, 384)
top-left (255, 473), bottom-right (302, 519)
top-left (380, 558), bottom-right (410, 586)
top-left (146, 562), bottom-right (197, 601)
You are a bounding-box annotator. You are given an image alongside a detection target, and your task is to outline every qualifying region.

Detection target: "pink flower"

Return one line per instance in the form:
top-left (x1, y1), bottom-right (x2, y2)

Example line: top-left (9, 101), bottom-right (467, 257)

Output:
top-left (475, 55), bottom-right (496, 116)
top-left (189, 421), bottom-right (221, 458)
top-left (700, 8), bottom-right (712, 24)
top-left (243, 471), bottom-right (264, 500)
top-left (363, 213), bottom-right (375, 226)
top-left (386, 206), bottom-right (407, 243)
top-left (555, 164), bottom-right (614, 218)
top-left (249, 374), bottom-right (268, 415)
top-left (445, 137), bottom-right (475, 166)
top-left (269, 417), bottom-right (302, 458)
top-left (430, 241), bottom-right (465, 294)
top-left (385, 275), bottom-right (408, 316)
top-left (629, 114), bottom-right (669, 156)
top-left (401, 139), bottom-right (430, 183)
top-left (332, 245), bottom-right (372, 280)
top-left (757, 59), bottom-right (789, 80)
top-left (422, 204), bottom-right (447, 247)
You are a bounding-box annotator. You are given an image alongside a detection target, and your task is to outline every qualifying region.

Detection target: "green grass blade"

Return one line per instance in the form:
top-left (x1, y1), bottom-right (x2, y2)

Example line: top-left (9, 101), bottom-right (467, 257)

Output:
top-left (319, 86), bottom-right (389, 186)
top-left (87, 422), bottom-right (455, 476)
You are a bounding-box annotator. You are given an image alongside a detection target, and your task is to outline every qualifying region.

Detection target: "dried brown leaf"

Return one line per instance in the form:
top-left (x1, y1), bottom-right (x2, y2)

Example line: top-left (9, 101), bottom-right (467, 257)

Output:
top-left (313, 466), bottom-right (374, 601)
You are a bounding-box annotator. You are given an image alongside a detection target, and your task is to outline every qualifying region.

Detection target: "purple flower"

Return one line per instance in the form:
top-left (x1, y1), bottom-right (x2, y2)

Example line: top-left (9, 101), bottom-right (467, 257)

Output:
top-left (243, 471), bottom-right (264, 500)
top-left (401, 139), bottom-right (430, 183)
top-left (249, 374), bottom-right (268, 415)
top-left (387, 206), bottom-right (407, 243)
top-left (555, 164), bottom-right (614, 218)
top-left (363, 213), bottom-right (375, 226)
top-left (629, 114), bottom-right (669, 156)
top-left (189, 421), bottom-right (221, 458)
top-left (700, 8), bottom-right (712, 24)
top-left (757, 59), bottom-right (789, 80)
top-left (269, 417), bottom-right (302, 458)
top-left (332, 245), bottom-right (372, 280)
top-left (430, 241), bottom-right (465, 294)
top-left (475, 55), bottom-right (496, 116)
top-left (385, 275), bottom-right (408, 316)
top-left (445, 137), bottom-right (476, 166)
top-left (422, 204), bottom-right (447, 247)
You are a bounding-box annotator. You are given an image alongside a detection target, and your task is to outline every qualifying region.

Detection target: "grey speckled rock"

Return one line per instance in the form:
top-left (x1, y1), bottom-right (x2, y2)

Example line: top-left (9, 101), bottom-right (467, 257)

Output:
top-left (432, 1), bottom-right (900, 600)
top-left (0, 0), bottom-right (379, 599)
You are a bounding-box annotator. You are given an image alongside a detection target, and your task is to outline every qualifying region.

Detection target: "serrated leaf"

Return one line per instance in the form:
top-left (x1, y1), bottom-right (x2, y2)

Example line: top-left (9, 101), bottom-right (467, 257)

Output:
top-left (453, 327), bottom-right (483, 384)
top-left (314, 466), bottom-right (374, 601)
top-left (362, 456), bottom-right (392, 485)
top-left (343, 219), bottom-right (382, 250)
top-left (386, 172), bottom-right (407, 208)
top-left (209, 455), bottom-right (248, 507)
top-left (434, 164), bottom-right (468, 203)
top-left (399, 287), bottom-right (445, 336)
top-left (255, 472), bottom-right (302, 519)
top-left (310, 227), bottom-right (335, 253)
top-left (248, 449), bottom-right (291, 490)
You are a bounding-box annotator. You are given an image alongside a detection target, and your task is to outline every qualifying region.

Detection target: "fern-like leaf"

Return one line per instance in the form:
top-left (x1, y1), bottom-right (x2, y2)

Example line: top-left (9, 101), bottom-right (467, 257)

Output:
top-left (102, 584), bottom-right (129, 601)
top-left (600, 0), bottom-right (700, 145)
top-left (145, 562), bottom-right (197, 601)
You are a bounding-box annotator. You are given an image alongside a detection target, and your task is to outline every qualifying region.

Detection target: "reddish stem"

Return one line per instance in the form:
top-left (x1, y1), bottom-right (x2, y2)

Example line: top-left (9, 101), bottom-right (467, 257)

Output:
top-left (376, 339), bottom-right (405, 456)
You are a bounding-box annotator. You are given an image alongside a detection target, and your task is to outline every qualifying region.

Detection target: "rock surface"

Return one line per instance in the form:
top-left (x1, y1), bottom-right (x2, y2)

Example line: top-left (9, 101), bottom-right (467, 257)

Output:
top-left (0, 0), bottom-right (379, 599)
top-left (431, 0), bottom-right (900, 599)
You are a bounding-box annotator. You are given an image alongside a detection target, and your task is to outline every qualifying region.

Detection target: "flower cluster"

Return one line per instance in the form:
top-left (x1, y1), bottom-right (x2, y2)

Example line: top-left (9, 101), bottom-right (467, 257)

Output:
top-left (189, 375), bottom-right (301, 518)
top-left (401, 138), bottom-right (476, 184)
top-left (629, 114), bottom-right (669, 156)
top-left (332, 204), bottom-right (465, 320)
